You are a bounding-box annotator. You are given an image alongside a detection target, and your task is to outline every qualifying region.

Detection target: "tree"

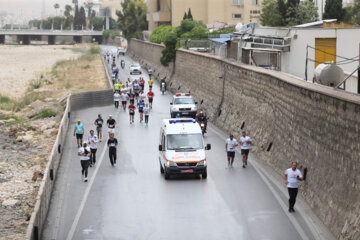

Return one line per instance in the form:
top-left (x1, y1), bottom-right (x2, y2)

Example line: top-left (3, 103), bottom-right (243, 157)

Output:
top-left (64, 4), bottom-right (73, 17)
top-left (73, 5), bottom-right (79, 29)
top-left (183, 12), bottom-right (187, 20)
top-left (160, 32), bottom-right (177, 66)
top-left (346, 0), bottom-right (360, 24)
top-left (91, 10), bottom-right (96, 19)
top-left (277, 0), bottom-right (287, 25)
top-left (260, 0), bottom-right (283, 26)
top-left (323, 0), bottom-right (345, 20)
top-left (291, 0), bottom-right (318, 25)
top-left (150, 25), bottom-right (176, 43)
top-left (54, 3), bottom-right (60, 16)
top-left (116, 0), bottom-right (147, 39)
top-left (187, 8), bottom-right (193, 20)
top-left (84, 2), bottom-right (94, 18)
top-left (79, 6), bottom-right (86, 29)
top-left (90, 16), bottom-right (104, 30)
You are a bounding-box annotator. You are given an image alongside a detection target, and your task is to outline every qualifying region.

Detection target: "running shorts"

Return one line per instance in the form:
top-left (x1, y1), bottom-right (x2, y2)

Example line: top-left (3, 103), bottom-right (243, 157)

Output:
top-left (108, 128), bottom-right (115, 134)
top-left (149, 99), bottom-right (153, 103)
top-left (241, 149), bottom-right (250, 156)
top-left (227, 151), bottom-right (235, 158)
top-left (96, 127), bottom-right (102, 133)
top-left (122, 101), bottom-right (127, 104)
top-left (139, 110), bottom-right (143, 113)
top-left (76, 133), bottom-right (83, 139)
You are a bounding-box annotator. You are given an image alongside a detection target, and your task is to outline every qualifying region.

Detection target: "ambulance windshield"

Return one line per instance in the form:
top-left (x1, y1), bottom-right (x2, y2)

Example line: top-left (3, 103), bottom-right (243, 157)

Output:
top-left (167, 134), bottom-right (203, 150)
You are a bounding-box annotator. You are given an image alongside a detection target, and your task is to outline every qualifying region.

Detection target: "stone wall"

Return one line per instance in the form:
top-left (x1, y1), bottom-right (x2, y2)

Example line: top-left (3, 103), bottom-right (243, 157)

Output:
top-left (128, 39), bottom-right (360, 240)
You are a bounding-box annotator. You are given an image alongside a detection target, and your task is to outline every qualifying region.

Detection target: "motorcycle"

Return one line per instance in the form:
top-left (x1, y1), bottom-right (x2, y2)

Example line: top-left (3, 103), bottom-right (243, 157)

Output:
top-left (199, 121), bottom-right (206, 136)
top-left (161, 82), bottom-right (166, 95)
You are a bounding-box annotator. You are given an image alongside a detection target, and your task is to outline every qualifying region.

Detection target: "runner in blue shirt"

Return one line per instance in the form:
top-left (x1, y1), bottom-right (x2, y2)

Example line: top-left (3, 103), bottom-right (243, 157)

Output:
top-left (73, 119), bottom-right (85, 147)
top-left (138, 99), bottom-right (145, 123)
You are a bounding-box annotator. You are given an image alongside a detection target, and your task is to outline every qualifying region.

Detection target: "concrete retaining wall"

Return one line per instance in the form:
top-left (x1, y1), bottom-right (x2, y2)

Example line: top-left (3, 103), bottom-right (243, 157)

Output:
top-left (127, 39), bottom-right (360, 240)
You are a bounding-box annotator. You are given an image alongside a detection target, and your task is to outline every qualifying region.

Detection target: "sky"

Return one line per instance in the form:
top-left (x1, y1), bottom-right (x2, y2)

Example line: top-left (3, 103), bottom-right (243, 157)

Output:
top-left (0, 0), bottom-right (86, 24)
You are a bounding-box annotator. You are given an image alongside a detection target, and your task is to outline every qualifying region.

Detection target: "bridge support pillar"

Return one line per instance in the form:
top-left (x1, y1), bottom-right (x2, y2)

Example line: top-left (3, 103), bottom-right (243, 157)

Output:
top-left (48, 36), bottom-right (56, 45)
top-left (16, 35), bottom-right (22, 44)
top-left (0, 35), bottom-right (5, 44)
top-left (22, 35), bottom-right (30, 45)
top-left (73, 36), bottom-right (82, 44)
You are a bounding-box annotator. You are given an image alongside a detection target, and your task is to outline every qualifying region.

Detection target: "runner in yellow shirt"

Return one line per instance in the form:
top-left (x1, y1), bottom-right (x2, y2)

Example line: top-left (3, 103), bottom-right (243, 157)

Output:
top-left (148, 78), bottom-right (154, 90)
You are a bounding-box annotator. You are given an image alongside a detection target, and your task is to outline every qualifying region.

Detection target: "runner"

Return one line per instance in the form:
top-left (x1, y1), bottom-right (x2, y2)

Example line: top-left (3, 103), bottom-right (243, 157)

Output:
top-left (225, 134), bottom-right (238, 168)
top-left (133, 80), bottom-right (140, 103)
top-left (139, 90), bottom-right (146, 102)
top-left (128, 89), bottom-right (136, 104)
top-left (128, 101), bottom-right (136, 124)
top-left (114, 91), bottom-right (120, 109)
top-left (78, 141), bottom-right (91, 182)
top-left (239, 131), bottom-right (252, 168)
top-left (114, 81), bottom-right (120, 92)
top-left (121, 91), bottom-right (128, 111)
top-left (285, 162), bottom-right (304, 212)
top-left (144, 103), bottom-right (150, 125)
top-left (107, 115), bottom-right (116, 136)
top-left (147, 90), bottom-right (155, 108)
top-left (148, 77), bottom-right (154, 91)
top-left (94, 114), bottom-right (103, 142)
top-left (87, 130), bottom-right (98, 167)
top-left (137, 99), bottom-right (145, 122)
top-left (73, 119), bottom-right (84, 148)
top-left (107, 132), bottom-right (118, 167)
top-left (139, 77), bottom-right (145, 91)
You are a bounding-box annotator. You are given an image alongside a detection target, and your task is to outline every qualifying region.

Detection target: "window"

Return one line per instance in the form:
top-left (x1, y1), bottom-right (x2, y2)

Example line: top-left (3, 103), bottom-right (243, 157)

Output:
top-left (250, 10), bottom-right (261, 14)
top-left (232, 0), bottom-right (242, 5)
top-left (157, 0), bottom-right (161, 11)
top-left (232, 14), bottom-right (242, 19)
top-left (167, 134), bottom-right (204, 150)
top-left (174, 98), bottom-right (194, 105)
top-left (252, 0), bottom-right (258, 5)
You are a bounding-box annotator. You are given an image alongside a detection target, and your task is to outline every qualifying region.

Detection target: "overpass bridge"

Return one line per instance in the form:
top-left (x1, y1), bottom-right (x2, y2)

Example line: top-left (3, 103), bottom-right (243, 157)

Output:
top-left (0, 29), bottom-right (104, 45)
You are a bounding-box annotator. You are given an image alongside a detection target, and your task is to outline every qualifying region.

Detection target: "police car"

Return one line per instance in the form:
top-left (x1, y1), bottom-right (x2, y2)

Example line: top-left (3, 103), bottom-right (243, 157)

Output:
top-left (130, 63), bottom-right (142, 75)
top-left (159, 119), bottom-right (211, 179)
top-left (170, 93), bottom-right (197, 118)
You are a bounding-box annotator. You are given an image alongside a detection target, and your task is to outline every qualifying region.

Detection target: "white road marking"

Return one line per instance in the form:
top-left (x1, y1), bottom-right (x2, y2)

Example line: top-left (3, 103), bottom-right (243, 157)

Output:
top-left (65, 136), bottom-right (108, 240)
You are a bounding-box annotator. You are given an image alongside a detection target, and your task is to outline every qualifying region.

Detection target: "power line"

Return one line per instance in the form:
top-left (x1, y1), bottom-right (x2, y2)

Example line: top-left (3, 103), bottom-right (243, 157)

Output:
top-left (307, 45), bottom-right (359, 61)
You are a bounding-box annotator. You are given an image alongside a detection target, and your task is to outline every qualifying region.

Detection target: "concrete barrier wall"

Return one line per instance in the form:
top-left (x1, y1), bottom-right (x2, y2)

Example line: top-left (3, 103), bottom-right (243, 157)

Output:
top-left (128, 40), bottom-right (360, 240)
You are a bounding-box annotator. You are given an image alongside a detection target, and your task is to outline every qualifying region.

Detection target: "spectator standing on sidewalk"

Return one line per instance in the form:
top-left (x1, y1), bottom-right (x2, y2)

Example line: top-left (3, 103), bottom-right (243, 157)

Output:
top-left (285, 162), bottom-right (304, 212)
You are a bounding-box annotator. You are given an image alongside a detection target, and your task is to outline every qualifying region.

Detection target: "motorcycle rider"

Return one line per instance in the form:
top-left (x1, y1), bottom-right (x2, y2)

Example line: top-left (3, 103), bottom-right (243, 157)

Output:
top-left (160, 77), bottom-right (166, 91)
top-left (196, 111), bottom-right (207, 133)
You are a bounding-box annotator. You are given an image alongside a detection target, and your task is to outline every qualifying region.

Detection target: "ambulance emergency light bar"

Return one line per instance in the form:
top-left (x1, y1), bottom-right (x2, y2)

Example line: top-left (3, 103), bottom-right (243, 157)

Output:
top-left (169, 119), bottom-right (196, 124)
top-left (175, 93), bottom-right (191, 96)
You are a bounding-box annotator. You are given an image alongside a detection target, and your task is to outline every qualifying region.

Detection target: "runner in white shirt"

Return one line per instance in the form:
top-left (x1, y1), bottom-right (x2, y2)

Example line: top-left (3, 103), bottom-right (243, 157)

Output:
top-left (78, 141), bottom-right (91, 182)
top-left (225, 134), bottom-right (238, 168)
top-left (121, 92), bottom-right (128, 111)
top-left (139, 90), bottom-right (146, 102)
top-left (114, 91), bottom-right (120, 109)
top-left (284, 162), bottom-right (304, 212)
top-left (239, 131), bottom-right (252, 168)
top-left (144, 103), bottom-right (150, 124)
top-left (87, 130), bottom-right (98, 167)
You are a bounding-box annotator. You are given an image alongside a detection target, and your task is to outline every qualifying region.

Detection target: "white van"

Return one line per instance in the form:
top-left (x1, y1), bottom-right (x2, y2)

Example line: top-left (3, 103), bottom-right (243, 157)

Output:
top-left (158, 118), bottom-right (211, 179)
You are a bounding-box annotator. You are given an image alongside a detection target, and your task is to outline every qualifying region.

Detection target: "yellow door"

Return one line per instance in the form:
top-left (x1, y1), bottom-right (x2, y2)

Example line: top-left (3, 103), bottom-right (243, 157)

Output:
top-left (315, 38), bottom-right (336, 68)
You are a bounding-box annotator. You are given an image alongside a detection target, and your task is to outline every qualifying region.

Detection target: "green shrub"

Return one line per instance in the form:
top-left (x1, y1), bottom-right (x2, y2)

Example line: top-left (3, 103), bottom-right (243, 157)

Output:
top-left (150, 25), bottom-right (176, 44)
top-left (32, 109), bottom-right (57, 120)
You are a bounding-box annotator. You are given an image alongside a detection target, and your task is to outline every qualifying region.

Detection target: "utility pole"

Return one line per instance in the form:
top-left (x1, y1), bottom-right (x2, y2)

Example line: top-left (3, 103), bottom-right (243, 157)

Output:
top-left (358, 43), bottom-right (360, 94)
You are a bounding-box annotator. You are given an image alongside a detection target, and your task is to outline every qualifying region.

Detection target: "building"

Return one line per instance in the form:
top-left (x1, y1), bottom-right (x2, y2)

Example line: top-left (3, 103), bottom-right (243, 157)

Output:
top-left (225, 21), bottom-right (360, 93)
top-left (101, 0), bottom-right (123, 19)
top-left (147, 0), bottom-right (262, 31)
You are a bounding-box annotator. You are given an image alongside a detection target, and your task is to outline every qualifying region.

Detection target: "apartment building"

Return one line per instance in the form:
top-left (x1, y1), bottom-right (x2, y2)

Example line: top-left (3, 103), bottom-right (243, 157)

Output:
top-left (147, 0), bottom-right (262, 31)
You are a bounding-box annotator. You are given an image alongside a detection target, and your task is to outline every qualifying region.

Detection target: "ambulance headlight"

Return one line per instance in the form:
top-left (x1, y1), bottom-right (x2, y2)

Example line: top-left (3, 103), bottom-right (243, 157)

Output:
top-left (197, 160), bottom-right (207, 166)
top-left (167, 161), bottom-right (177, 167)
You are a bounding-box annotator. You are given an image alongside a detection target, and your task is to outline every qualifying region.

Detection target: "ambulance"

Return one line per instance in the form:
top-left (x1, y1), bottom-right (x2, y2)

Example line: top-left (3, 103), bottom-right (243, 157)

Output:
top-left (158, 118), bottom-right (211, 179)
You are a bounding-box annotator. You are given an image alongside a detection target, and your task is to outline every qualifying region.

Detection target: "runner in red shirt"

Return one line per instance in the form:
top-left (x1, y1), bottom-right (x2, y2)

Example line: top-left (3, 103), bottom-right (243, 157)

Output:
top-left (128, 102), bottom-right (136, 124)
top-left (147, 90), bottom-right (155, 108)
top-left (140, 78), bottom-right (145, 91)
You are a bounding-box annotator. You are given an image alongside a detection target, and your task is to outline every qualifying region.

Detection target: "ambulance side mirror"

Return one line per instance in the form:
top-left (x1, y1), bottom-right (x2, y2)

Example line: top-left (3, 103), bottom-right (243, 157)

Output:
top-left (205, 144), bottom-right (211, 150)
top-left (158, 145), bottom-right (163, 151)
top-left (195, 102), bottom-right (198, 104)
top-left (170, 102), bottom-right (173, 105)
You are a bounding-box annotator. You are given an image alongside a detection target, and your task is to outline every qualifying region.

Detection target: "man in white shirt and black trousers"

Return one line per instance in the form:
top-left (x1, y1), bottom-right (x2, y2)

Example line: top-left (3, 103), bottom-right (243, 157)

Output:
top-left (78, 141), bottom-right (91, 182)
top-left (285, 162), bottom-right (307, 212)
top-left (88, 130), bottom-right (98, 167)
top-left (225, 134), bottom-right (238, 168)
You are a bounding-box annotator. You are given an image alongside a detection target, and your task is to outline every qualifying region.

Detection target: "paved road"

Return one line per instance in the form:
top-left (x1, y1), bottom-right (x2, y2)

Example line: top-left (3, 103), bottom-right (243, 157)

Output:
top-left (42, 46), bottom-right (328, 240)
